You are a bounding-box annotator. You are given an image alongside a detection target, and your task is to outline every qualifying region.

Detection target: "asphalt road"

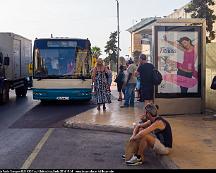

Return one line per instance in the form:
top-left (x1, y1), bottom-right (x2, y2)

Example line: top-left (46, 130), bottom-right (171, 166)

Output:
top-left (0, 90), bottom-right (165, 169)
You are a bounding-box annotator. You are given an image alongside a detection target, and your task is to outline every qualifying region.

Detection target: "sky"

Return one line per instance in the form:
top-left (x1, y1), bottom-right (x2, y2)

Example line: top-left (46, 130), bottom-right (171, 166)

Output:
top-left (1, 0), bottom-right (191, 58)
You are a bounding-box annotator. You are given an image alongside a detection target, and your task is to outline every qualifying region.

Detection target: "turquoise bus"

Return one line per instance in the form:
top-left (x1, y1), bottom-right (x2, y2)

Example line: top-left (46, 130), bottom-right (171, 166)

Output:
top-left (32, 38), bottom-right (92, 101)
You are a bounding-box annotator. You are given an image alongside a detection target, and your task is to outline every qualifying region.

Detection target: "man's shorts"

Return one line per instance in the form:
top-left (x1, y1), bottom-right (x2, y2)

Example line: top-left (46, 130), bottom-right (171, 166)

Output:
top-left (153, 138), bottom-right (171, 155)
top-left (117, 82), bottom-right (124, 92)
top-left (140, 85), bottom-right (154, 100)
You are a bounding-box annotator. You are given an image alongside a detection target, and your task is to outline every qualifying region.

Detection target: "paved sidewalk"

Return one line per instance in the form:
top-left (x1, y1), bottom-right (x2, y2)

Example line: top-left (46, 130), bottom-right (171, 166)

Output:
top-left (64, 86), bottom-right (216, 169)
top-left (164, 114), bottom-right (216, 169)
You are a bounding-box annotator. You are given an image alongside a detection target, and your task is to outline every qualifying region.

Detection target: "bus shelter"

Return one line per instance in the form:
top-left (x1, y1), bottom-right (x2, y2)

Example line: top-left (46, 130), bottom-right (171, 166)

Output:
top-left (152, 19), bottom-right (206, 115)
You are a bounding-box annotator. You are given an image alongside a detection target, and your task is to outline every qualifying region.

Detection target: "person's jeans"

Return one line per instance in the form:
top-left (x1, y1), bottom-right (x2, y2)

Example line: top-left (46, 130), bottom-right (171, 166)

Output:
top-left (124, 83), bottom-right (136, 107)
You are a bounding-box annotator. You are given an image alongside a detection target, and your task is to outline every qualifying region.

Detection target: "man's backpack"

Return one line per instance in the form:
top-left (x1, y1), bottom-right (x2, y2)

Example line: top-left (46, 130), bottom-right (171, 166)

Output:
top-left (152, 68), bottom-right (163, 85)
top-left (210, 76), bottom-right (216, 90)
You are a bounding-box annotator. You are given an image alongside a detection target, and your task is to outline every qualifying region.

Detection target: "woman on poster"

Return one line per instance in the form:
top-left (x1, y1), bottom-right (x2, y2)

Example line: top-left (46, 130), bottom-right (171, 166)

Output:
top-left (163, 35), bottom-right (198, 93)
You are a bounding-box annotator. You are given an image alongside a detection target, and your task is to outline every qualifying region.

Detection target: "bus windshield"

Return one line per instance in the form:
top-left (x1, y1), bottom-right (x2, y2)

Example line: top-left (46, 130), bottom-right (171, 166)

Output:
top-left (34, 48), bottom-right (91, 79)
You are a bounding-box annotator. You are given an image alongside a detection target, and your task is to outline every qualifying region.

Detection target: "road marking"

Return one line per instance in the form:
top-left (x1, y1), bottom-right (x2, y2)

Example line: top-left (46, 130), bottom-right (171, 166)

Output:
top-left (21, 128), bottom-right (54, 169)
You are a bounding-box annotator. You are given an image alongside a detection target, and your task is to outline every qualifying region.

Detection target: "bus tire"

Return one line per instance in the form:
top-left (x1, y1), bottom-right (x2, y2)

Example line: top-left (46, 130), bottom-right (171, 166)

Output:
top-left (83, 99), bottom-right (91, 103)
top-left (40, 99), bottom-right (48, 105)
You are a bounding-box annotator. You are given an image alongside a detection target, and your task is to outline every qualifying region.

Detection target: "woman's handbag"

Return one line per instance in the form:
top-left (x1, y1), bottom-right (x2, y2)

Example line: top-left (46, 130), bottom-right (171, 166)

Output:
top-left (114, 72), bottom-right (124, 83)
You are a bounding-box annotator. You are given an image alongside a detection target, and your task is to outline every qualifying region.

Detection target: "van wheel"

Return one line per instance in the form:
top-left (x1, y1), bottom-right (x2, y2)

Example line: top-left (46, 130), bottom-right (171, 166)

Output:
top-left (0, 85), bottom-right (9, 104)
top-left (15, 88), bottom-right (22, 97)
top-left (16, 86), bottom-right (27, 97)
top-left (21, 86), bottom-right (28, 97)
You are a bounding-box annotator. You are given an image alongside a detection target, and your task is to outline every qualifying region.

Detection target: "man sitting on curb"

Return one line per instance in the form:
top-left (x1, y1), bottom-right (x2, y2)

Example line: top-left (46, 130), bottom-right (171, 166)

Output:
top-left (123, 103), bottom-right (173, 166)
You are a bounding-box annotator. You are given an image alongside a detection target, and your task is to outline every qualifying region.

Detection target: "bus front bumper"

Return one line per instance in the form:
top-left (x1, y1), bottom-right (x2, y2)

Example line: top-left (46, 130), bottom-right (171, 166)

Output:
top-left (32, 88), bottom-right (92, 100)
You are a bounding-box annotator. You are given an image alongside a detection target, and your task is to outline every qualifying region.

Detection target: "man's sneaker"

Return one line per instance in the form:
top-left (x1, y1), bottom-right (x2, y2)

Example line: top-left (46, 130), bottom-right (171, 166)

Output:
top-left (122, 154), bottom-right (125, 160)
top-left (126, 154), bottom-right (142, 166)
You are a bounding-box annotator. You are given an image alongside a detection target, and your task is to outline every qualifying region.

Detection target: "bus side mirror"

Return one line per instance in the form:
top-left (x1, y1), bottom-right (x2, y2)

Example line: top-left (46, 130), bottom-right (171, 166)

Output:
top-left (4, 56), bottom-right (10, 66)
top-left (28, 63), bottom-right (33, 75)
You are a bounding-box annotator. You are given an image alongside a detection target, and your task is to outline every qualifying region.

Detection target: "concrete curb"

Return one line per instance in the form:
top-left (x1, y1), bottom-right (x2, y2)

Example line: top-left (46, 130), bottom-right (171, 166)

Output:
top-left (63, 121), bottom-right (179, 169)
top-left (63, 121), bottom-right (133, 134)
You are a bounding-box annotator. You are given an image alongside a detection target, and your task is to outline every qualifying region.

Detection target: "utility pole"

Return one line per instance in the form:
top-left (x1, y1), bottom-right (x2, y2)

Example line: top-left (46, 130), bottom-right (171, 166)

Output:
top-left (116, 0), bottom-right (120, 73)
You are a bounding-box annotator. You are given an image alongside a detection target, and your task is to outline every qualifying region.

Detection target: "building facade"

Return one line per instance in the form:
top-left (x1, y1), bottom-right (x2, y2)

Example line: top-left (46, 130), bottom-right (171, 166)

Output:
top-left (127, 17), bottom-right (159, 62)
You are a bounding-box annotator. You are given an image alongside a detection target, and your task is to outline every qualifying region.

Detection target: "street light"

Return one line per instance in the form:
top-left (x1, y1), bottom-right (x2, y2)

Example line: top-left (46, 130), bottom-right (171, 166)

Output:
top-left (116, 0), bottom-right (120, 73)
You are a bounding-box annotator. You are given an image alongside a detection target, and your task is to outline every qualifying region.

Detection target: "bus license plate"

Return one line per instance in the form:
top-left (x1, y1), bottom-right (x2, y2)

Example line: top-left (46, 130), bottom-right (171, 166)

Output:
top-left (56, 97), bottom-right (69, 100)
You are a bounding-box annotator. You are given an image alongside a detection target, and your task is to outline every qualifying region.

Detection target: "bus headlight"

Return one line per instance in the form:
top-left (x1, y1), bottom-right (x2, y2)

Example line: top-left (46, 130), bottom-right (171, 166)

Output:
top-left (80, 91), bottom-right (91, 96)
top-left (33, 92), bottom-right (47, 96)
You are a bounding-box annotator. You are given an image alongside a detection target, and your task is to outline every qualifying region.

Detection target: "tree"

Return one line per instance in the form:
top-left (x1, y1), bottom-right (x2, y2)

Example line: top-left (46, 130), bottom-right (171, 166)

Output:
top-left (91, 46), bottom-right (102, 58)
top-left (184, 0), bottom-right (216, 43)
top-left (104, 31), bottom-right (118, 71)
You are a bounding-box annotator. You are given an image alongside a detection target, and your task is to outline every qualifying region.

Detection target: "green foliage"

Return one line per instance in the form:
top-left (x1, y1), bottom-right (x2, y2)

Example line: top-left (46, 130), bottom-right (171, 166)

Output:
top-left (103, 57), bottom-right (110, 66)
top-left (103, 57), bottom-right (117, 72)
top-left (91, 46), bottom-right (102, 58)
top-left (184, 0), bottom-right (216, 43)
top-left (104, 31), bottom-right (118, 64)
top-left (104, 31), bottom-right (119, 71)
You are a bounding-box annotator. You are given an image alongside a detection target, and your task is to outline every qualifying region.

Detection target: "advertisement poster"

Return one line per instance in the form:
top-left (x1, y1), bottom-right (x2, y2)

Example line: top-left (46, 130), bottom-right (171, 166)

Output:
top-left (156, 26), bottom-right (201, 96)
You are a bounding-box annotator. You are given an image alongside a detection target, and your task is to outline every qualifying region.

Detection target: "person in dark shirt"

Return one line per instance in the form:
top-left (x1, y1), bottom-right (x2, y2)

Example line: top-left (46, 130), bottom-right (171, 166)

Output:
top-left (136, 54), bottom-right (154, 107)
top-left (114, 65), bottom-right (125, 101)
top-left (123, 103), bottom-right (173, 166)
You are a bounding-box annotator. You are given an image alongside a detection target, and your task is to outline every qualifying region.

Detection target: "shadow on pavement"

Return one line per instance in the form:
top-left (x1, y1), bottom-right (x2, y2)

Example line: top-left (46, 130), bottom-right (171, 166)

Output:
top-left (10, 100), bottom-right (96, 128)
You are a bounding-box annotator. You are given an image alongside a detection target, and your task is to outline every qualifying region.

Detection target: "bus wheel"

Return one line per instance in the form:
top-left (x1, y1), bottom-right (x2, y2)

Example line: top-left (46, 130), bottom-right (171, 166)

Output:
top-left (84, 99), bottom-right (91, 103)
top-left (40, 99), bottom-right (48, 105)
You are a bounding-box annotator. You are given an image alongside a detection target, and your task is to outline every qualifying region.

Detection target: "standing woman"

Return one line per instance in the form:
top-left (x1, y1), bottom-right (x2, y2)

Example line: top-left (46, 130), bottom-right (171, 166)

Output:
top-left (92, 58), bottom-right (111, 110)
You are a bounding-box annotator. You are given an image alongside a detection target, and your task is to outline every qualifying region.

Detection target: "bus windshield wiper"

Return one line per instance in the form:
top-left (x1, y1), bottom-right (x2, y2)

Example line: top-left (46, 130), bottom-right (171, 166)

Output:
top-left (80, 74), bottom-right (86, 81)
top-left (35, 74), bottom-right (48, 81)
top-left (63, 74), bottom-right (86, 80)
top-left (47, 75), bottom-right (62, 79)
top-left (36, 75), bottom-right (69, 80)
top-left (37, 77), bottom-right (44, 81)
top-left (62, 74), bottom-right (73, 78)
